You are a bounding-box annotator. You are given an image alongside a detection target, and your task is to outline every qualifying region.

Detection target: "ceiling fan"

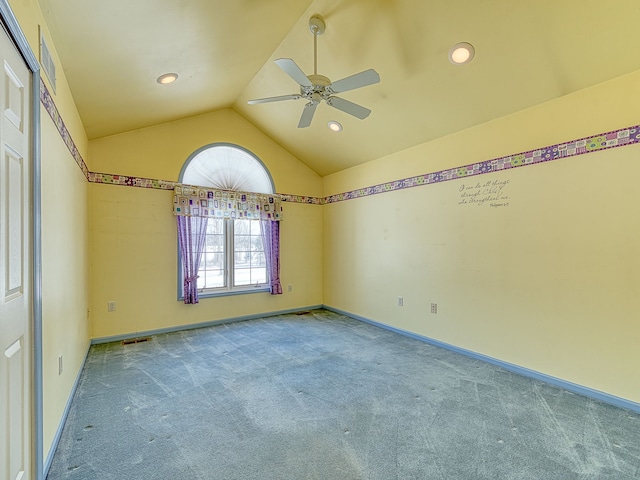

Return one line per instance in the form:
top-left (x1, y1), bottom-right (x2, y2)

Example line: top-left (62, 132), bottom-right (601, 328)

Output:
top-left (248, 14), bottom-right (380, 128)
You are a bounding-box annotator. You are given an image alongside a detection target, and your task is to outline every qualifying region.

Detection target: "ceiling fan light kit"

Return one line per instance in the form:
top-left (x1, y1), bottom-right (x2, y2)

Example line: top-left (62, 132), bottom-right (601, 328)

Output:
top-left (248, 14), bottom-right (380, 128)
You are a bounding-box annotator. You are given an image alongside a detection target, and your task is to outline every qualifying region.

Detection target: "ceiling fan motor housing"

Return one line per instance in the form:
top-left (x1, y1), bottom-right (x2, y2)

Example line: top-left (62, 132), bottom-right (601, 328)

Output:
top-left (309, 15), bottom-right (326, 35)
top-left (302, 74), bottom-right (333, 101)
top-left (307, 74), bottom-right (330, 86)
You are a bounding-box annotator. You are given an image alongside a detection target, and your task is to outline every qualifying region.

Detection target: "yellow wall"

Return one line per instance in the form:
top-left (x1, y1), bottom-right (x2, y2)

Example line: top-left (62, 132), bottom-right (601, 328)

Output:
top-left (8, 0), bottom-right (92, 463)
top-left (88, 109), bottom-right (323, 339)
top-left (40, 116), bottom-right (90, 459)
top-left (89, 108), bottom-right (322, 196)
top-left (323, 70), bottom-right (640, 404)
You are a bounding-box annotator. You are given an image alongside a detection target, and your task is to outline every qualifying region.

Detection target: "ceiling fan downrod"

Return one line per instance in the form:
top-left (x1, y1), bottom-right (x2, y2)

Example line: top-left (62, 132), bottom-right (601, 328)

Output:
top-left (309, 15), bottom-right (325, 76)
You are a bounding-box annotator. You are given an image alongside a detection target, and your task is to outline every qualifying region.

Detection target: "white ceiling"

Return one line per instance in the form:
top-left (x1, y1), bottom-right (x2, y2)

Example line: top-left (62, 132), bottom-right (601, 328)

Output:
top-left (38, 0), bottom-right (640, 176)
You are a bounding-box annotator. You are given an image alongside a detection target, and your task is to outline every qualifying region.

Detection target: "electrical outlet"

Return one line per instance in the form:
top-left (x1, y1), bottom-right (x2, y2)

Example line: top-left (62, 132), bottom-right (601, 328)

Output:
top-left (431, 303), bottom-right (437, 314)
top-left (58, 355), bottom-right (63, 375)
top-left (107, 301), bottom-right (116, 312)
top-left (288, 284), bottom-right (292, 293)
top-left (398, 296), bottom-right (404, 307)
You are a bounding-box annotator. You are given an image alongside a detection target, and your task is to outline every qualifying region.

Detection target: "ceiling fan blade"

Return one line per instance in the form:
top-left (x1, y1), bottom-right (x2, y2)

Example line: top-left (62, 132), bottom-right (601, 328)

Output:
top-left (298, 101), bottom-right (318, 128)
top-left (329, 69), bottom-right (380, 94)
top-left (275, 58), bottom-right (313, 87)
top-left (247, 94), bottom-right (301, 105)
top-left (326, 96), bottom-right (371, 120)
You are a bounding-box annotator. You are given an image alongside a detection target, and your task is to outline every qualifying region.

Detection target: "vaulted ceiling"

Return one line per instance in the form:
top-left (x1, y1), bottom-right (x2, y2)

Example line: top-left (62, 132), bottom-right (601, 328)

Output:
top-left (38, 0), bottom-right (640, 176)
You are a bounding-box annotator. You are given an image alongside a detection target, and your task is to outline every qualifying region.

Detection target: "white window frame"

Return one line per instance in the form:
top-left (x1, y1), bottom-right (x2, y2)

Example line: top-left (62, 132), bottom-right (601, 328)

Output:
top-left (177, 143), bottom-right (275, 299)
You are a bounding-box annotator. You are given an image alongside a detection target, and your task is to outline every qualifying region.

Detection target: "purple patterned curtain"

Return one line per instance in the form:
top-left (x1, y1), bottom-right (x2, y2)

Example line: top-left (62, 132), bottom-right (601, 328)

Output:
top-left (260, 220), bottom-right (283, 295)
top-left (177, 215), bottom-right (208, 304)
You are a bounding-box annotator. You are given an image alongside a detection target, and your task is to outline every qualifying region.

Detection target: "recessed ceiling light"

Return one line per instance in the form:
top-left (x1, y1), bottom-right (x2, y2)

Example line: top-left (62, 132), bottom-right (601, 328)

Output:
top-left (448, 42), bottom-right (475, 65)
top-left (328, 121), bottom-right (343, 132)
top-left (157, 73), bottom-right (178, 84)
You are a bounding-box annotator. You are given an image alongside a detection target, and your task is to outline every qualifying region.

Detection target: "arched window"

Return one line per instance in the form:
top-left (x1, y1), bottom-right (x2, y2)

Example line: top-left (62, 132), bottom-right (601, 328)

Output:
top-left (177, 144), bottom-right (281, 300)
top-left (180, 144), bottom-right (274, 193)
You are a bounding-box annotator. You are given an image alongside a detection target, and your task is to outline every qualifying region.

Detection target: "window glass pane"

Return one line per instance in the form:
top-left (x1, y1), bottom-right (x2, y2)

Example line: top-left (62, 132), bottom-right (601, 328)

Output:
top-left (250, 236), bottom-right (263, 252)
top-left (234, 235), bottom-right (251, 252)
top-left (252, 268), bottom-right (267, 284)
top-left (233, 219), bottom-right (267, 287)
top-left (234, 268), bottom-right (252, 286)
top-left (206, 253), bottom-right (224, 269)
top-left (234, 219), bottom-right (250, 235)
top-left (207, 218), bottom-right (224, 235)
top-left (203, 269), bottom-right (225, 289)
top-left (194, 219), bottom-right (227, 291)
top-left (250, 221), bottom-right (262, 235)
top-left (205, 234), bottom-right (224, 252)
top-left (234, 251), bottom-right (247, 267)
top-left (252, 252), bottom-right (266, 267)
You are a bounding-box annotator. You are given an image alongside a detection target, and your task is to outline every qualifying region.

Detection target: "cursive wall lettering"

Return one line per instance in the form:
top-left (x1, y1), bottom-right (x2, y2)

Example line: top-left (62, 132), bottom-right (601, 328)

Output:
top-left (458, 179), bottom-right (511, 208)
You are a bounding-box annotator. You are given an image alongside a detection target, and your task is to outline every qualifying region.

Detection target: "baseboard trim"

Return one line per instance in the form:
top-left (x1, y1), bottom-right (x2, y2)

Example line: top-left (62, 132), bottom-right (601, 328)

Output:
top-left (43, 342), bottom-right (91, 477)
top-left (323, 305), bottom-right (640, 414)
top-left (90, 305), bottom-right (324, 345)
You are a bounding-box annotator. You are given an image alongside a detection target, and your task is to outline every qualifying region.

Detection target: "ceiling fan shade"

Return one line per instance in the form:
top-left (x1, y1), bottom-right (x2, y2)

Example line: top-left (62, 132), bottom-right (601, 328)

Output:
top-left (247, 15), bottom-right (380, 128)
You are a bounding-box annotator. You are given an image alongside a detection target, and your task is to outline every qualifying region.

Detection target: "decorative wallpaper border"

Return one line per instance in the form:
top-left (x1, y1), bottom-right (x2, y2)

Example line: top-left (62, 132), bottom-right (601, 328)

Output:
top-left (40, 79), bottom-right (639, 206)
top-left (40, 77), bottom-right (90, 178)
top-left (324, 126), bottom-right (640, 204)
top-left (88, 171), bottom-right (176, 190)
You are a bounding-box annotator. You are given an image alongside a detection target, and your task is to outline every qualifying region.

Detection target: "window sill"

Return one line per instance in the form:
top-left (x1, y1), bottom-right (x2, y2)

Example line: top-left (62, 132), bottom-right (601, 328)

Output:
top-left (179, 286), bottom-right (271, 301)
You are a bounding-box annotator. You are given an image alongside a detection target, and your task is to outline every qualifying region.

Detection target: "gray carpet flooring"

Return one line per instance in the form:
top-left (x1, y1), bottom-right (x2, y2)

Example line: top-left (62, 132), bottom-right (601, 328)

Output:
top-left (46, 309), bottom-right (640, 479)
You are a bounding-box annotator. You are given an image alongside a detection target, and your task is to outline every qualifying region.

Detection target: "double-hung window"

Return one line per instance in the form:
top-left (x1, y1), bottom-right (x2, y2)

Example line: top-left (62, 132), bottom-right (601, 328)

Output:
top-left (198, 217), bottom-right (266, 291)
top-left (178, 143), bottom-right (276, 298)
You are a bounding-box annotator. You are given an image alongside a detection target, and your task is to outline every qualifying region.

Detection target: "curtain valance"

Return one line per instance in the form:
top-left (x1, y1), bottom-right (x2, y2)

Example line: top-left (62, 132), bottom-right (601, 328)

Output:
top-left (173, 185), bottom-right (282, 221)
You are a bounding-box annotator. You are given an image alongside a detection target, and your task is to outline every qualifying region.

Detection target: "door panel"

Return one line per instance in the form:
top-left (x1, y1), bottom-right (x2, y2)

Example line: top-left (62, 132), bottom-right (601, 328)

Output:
top-left (0, 23), bottom-right (32, 480)
top-left (3, 337), bottom-right (25, 480)
top-left (5, 146), bottom-right (23, 299)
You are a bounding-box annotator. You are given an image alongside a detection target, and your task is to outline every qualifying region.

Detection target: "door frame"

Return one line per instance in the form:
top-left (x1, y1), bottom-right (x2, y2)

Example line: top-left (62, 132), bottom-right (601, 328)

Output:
top-left (0, 1), bottom-right (43, 479)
